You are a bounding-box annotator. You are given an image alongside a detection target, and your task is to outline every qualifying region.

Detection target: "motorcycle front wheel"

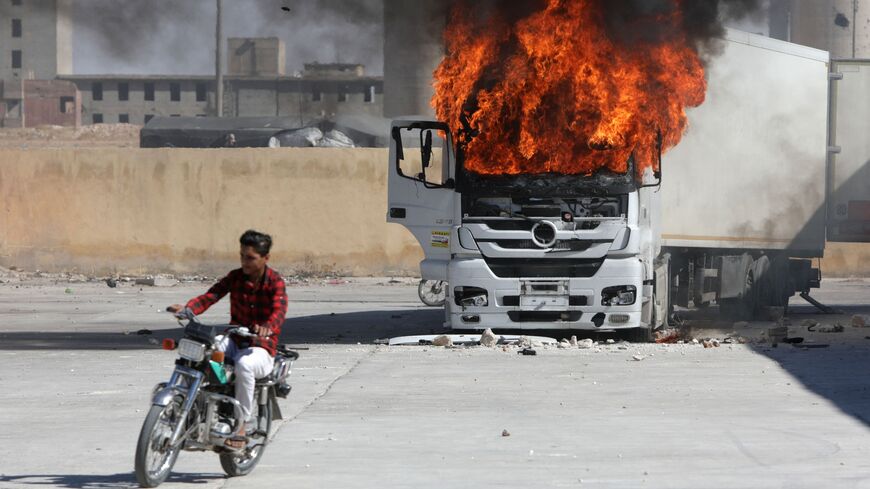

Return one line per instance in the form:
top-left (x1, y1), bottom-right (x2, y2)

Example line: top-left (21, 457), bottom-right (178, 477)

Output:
top-left (134, 399), bottom-right (183, 488)
top-left (219, 400), bottom-right (272, 477)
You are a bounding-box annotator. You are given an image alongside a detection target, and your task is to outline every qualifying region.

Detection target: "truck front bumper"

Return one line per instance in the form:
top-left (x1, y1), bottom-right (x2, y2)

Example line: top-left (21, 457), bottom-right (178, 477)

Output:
top-left (445, 256), bottom-right (645, 331)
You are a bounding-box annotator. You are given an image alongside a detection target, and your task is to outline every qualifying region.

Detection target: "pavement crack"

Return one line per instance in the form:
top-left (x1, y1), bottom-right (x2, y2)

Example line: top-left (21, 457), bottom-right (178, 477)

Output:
top-left (218, 346), bottom-right (378, 488)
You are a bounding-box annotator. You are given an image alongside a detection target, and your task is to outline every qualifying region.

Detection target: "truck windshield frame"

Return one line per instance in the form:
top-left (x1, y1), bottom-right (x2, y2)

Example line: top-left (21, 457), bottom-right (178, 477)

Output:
top-left (456, 148), bottom-right (638, 198)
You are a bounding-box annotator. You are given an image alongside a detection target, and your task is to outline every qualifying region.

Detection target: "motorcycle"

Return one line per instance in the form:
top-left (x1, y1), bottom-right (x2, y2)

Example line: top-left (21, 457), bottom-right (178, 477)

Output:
top-left (134, 310), bottom-right (297, 487)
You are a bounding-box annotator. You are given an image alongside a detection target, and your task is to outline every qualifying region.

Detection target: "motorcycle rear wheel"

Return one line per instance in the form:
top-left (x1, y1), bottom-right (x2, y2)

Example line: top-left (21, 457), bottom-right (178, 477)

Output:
top-left (219, 401), bottom-right (272, 477)
top-left (134, 400), bottom-right (183, 488)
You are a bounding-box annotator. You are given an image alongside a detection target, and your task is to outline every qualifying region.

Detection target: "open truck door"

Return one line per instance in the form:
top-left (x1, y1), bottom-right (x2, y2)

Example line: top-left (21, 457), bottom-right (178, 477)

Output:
top-left (386, 121), bottom-right (458, 281)
top-left (828, 60), bottom-right (870, 242)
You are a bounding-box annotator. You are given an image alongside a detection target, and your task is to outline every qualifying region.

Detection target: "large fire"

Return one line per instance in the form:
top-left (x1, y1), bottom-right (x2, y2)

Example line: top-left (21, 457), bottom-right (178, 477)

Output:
top-left (432, 0), bottom-right (708, 176)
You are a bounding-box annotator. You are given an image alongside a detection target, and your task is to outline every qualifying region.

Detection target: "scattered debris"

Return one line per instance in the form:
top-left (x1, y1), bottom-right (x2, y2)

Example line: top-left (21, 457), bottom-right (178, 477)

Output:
top-left (502, 429), bottom-right (511, 437)
top-left (519, 348), bottom-right (537, 356)
top-left (702, 339), bottom-right (721, 348)
top-left (558, 339), bottom-right (571, 349)
top-left (387, 334), bottom-right (557, 346)
top-left (606, 339), bottom-right (615, 344)
top-left (64, 288), bottom-right (73, 294)
top-left (801, 319), bottom-right (820, 329)
top-left (479, 328), bottom-right (498, 347)
top-left (817, 323), bottom-right (844, 333)
top-left (135, 276), bottom-right (178, 287)
top-left (851, 315), bottom-right (869, 328)
top-left (654, 328), bottom-right (680, 344)
top-left (577, 338), bottom-right (594, 349)
top-left (783, 337), bottom-right (804, 344)
top-left (431, 335), bottom-right (453, 347)
top-left (632, 354), bottom-right (645, 361)
top-left (105, 278), bottom-right (117, 288)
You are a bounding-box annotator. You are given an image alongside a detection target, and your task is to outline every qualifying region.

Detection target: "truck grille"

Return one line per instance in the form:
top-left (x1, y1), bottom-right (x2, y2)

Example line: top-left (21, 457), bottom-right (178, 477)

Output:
top-left (490, 239), bottom-right (593, 251)
top-left (483, 258), bottom-right (604, 278)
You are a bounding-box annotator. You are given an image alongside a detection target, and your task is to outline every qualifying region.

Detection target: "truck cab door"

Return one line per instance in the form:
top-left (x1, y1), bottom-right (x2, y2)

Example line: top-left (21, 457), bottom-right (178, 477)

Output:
top-left (828, 60), bottom-right (870, 242)
top-left (386, 121), bottom-right (458, 281)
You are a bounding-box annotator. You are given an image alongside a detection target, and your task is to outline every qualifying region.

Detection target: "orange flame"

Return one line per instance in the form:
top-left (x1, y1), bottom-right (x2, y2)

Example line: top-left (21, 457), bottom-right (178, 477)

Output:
top-left (432, 0), bottom-right (707, 176)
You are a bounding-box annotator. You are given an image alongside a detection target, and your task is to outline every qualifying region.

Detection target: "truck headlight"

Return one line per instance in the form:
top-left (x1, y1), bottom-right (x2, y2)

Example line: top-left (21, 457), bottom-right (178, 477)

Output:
top-left (177, 338), bottom-right (207, 362)
top-left (601, 285), bottom-right (636, 306)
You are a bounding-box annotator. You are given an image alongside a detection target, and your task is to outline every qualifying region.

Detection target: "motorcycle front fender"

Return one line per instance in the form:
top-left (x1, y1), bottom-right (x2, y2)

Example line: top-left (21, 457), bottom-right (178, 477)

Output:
top-left (151, 385), bottom-right (188, 407)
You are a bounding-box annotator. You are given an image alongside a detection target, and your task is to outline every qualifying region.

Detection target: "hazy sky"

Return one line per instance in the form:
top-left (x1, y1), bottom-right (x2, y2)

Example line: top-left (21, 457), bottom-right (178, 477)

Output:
top-left (72, 0), bottom-right (384, 76)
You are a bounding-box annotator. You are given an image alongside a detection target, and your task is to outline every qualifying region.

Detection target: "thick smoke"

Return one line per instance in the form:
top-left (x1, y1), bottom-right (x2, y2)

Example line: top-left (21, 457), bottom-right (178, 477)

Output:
top-left (72, 0), bottom-right (383, 75)
top-left (448, 0), bottom-right (761, 60)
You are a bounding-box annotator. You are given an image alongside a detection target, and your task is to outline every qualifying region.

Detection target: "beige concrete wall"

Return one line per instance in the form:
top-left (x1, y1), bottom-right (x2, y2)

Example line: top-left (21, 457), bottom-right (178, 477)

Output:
top-left (0, 148), bottom-right (423, 276)
top-left (0, 147), bottom-right (867, 278)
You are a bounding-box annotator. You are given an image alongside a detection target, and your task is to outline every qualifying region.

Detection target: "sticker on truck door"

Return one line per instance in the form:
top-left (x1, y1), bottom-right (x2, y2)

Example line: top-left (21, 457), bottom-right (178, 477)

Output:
top-left (431, 231), bottom-right (450, 248)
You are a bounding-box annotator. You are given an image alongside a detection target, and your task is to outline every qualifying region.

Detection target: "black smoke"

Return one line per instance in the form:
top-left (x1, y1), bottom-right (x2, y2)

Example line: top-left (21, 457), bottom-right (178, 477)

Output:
top-left (72, 0), bottom-right (383, 75)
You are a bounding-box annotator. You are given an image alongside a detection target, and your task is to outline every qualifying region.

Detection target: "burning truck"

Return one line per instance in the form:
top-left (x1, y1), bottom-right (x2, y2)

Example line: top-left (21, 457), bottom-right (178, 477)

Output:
top-left (386, 1), bottom-right (870, 340)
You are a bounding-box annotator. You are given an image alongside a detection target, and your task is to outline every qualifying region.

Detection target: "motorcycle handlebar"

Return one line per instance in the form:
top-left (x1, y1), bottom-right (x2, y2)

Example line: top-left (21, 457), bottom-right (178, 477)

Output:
top-left (168, 309), bottom-right (261, 338)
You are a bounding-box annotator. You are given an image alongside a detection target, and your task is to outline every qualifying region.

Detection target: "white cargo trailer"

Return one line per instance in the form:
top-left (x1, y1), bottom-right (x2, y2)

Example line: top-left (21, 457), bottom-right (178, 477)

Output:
top-left (386, 29), bottom-right (870, 339)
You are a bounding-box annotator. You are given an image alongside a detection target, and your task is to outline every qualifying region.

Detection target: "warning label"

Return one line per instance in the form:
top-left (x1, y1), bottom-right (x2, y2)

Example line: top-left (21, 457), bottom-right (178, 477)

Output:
top-left (431, 231), bottom-right (450, 248)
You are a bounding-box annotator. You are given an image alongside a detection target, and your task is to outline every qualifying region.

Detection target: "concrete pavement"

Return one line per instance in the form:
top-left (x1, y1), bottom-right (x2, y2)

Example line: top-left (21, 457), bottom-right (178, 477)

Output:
top-left (1, 277), bottom-right (870, 488)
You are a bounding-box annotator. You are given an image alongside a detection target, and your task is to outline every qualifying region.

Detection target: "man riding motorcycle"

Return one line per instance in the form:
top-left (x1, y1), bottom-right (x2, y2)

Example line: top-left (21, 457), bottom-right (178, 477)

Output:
top-left (168, 229), bottom-right (287, 449)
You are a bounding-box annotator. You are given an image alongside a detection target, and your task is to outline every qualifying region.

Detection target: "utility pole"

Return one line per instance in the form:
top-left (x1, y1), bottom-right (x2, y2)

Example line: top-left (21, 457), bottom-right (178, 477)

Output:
top-left (215, 0), bottom-right (224, 117)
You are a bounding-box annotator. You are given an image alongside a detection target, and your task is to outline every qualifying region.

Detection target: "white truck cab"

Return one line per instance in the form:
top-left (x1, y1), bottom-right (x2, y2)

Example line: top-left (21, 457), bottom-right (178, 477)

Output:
top-left (386, 121), bottom-right (668, 339)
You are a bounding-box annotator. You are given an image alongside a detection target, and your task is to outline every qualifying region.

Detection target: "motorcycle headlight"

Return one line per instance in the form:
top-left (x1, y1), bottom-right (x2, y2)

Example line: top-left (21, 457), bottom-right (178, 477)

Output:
top-left (177, 338), bottom-right (206, 362)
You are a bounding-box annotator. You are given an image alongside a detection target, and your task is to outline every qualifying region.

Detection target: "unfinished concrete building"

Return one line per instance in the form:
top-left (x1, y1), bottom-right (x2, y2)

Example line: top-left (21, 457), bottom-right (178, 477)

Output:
top-left (0, 0), bottom-right (75, 127)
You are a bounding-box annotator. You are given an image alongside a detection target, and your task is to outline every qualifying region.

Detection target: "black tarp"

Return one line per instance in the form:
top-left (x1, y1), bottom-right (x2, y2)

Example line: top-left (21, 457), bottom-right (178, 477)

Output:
top-left (139, 115), bottom-right (389, 148)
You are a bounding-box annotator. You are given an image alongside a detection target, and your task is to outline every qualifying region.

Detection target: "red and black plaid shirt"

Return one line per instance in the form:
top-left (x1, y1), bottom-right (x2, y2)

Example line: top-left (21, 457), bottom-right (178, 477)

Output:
top-left (185, 267), bottom-right (287, 356)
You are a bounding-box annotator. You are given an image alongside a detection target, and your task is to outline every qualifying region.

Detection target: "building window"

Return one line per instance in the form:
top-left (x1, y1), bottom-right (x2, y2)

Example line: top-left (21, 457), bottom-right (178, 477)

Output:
top-left (169, 83), bottom-right (180, 102)
top-left (118, 82), bottom-right (129, 101)
top-left (118, 113), bottom-right (129, 123)
top-left (59, 96), bottom-right (74, 113)
top-left (11, 50), bottom-right (21, 69)
top-left (364, 86), bottom-right (374, 103)
top-left (11, 19), bottom-right (21, 38)
top-left (312, 89), bottom-right (321, 102)
top-left (92, 113), bottom-right (103, 124)
top-left (144, 82), bottom-right (155, 101)
top-left (92, 82), bottom-right (103, 101)
top-left (144, 114), bottom-right (154, 124)
top-left (195, 82), bottom-right (207, 102)
top-left (338, 91), bottom-right (347, 102)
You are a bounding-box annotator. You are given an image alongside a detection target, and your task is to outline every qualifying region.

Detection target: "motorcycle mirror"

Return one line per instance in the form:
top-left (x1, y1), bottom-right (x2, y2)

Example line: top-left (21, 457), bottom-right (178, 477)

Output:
top-left (161, 338), bottom-right (177, 351)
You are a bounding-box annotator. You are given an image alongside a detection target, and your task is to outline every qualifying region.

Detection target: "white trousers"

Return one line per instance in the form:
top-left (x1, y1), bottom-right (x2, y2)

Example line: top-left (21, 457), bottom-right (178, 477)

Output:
top-left (216, 335), bottom-right (273, 422)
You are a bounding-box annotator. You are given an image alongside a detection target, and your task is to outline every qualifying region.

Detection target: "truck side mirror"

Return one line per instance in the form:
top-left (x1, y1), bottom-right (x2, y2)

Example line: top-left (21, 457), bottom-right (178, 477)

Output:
top-left (421, 130), bottom-right (433, 169)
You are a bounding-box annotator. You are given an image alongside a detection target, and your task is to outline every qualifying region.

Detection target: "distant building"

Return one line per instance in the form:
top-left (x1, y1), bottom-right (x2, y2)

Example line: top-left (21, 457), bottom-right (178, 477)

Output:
top-left (0, 0), bottom-right (74, 127)
top-left (0, 2), bottom-right (383, 128)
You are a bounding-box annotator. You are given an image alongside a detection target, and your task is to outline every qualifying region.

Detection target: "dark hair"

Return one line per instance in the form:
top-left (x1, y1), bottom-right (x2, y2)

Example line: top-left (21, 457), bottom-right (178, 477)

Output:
top-left (239, 230), bottom-right (272, 256)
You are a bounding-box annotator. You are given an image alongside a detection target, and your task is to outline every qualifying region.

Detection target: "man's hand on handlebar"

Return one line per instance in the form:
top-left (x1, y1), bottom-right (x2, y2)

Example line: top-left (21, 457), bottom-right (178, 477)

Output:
top-left (251, 324), bottom-right (272, 338)
top-left (167, 304), bottom-right (184, 313)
